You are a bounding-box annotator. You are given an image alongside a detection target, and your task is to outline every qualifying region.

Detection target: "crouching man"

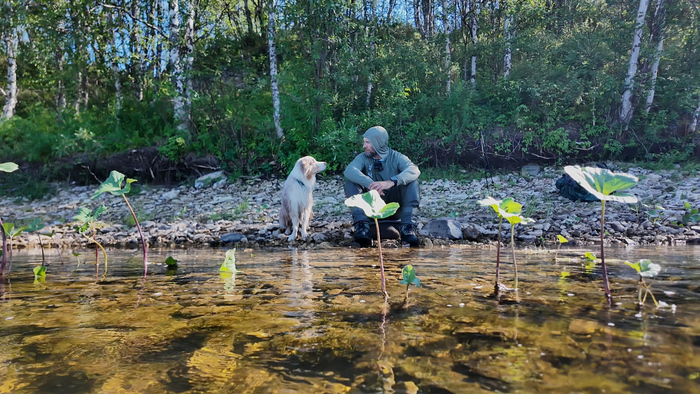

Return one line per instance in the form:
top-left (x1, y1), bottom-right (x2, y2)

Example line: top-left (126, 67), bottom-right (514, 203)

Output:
top-left (344, 126), bottom-right (421, 247)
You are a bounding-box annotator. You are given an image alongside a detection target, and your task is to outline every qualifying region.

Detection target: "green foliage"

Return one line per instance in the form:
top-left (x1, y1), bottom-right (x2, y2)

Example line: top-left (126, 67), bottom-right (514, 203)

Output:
top-left (625, 259), bottom-right (661, 278)
top-left (73, 205), bottom-right (107, 234)
top-left (344, 190), bottom-right (400, 220)
top-left (400, 265), bottom-right (421, 288)
top-left (219, 249), bottom-right (240, 274)
top-left (564, 166), bottom-right (639, 203)
top-left (92, 170), bottom-right (136, 199)
top-left (164, 256), bottom-right (178, 267)
top-left (681, 202), bottom-right (700, 226)
top-left (0, 162), bottom-right (18, 172)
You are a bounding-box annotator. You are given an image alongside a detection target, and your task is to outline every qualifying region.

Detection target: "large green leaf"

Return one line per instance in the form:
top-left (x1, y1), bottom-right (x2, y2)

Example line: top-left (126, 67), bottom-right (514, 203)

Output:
top-left (478, 196), bottom-right (520, 218)
top-left (344, 190), bottom-right (400, 219)
top-left (0, 162), bottom-right (18, 173)
top-left (399, 264), bottom-right (421, 287)
top-left (219, 249), bottom-right (240, 273)
top-left (73, 206), bottom-right (107, 233)
top-left (505, 214), bottom-right (534, 226)
top-left (3, 223), bottom-right (28, 238)
top-left (92, 170), bottom-right (137, 199)
top-left (625, 259), bottom-right (661, 278)
top-left (564, 165), bottom-right (638, 203)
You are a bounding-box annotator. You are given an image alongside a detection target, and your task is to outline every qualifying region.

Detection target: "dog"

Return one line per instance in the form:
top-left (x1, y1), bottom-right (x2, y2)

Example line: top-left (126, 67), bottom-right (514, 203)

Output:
top-left (279, 156), bottom-right (326, 241)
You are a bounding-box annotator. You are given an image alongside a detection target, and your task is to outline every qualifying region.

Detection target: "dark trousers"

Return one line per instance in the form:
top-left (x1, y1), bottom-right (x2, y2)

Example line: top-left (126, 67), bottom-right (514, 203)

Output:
top-left (344, 180), bottom-right (420, 225)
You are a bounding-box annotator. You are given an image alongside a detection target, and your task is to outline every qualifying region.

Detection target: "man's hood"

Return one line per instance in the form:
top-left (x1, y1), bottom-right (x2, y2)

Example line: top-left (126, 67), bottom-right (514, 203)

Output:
top-left (363, 126), bottom-right (389, 159)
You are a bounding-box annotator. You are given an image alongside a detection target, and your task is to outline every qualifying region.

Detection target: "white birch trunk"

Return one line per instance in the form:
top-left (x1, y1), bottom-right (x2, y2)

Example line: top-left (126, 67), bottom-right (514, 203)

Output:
top-left (469, 0), bottom-right (478, 87)
top-left (132, 0), bottom-right (143, 101)
top-left (503, 13), bottom-right (513, 79)
top-left (109, 11), bottom-right (122, 113)
top-left (366, 0), bottom-right (376, 107)
top-left (55, 18), bottom-right (66, 113)
top-left (644, 0), bottom-right (665, 114)
top-left (169, 0), bottom-right (187, 134)
top-left (620, 0), bottom-right (650, 127)
top-left (443, 0), bottom-right (451, 94)
top-left (268, 1), bottom-right (283, 138)
top-left (690, 97), bottom-right (700, 134)
top-left (184, 1), bottom-right (194, 116)
top-left (1, 26), bottom-right (18, 120)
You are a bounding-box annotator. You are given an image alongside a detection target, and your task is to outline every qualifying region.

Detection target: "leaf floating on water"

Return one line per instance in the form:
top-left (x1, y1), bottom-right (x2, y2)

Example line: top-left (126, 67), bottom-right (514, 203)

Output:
top-left (219, 249), bottom-right (240, 273)
top-left (164, 256), bottom-right (178, 267)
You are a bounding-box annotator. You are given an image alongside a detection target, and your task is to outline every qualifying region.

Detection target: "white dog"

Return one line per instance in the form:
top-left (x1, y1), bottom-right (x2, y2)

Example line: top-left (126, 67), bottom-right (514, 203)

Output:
top-left (279, 156), bottom-right (326, 241)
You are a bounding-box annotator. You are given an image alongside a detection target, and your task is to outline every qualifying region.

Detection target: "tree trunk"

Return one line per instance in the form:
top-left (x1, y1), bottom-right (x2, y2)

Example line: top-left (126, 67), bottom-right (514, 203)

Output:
top-left (644, 0), bottom-right (665, 113)
top-left (131, 0), bottom-right (144, 101)
top-left (184, 1), bottom-right (195, 119)
top-left (2, 25), bottom-right (19, 120)
top-left (268, 0), bottom-right (283, 138)
top-left (690, 97), bottom-right (700, 134)
top-left (414, 0), bottom-right (425, 38)
top-left (387, 0), bottom-right (395, 22)
top-left (620, 0), bottom-right (650, 128)
top-left (169, 0), bottom-right (187, 135)
top-left (55, 18), bottom-right (66, 116)
top-left (109, 10), bottom-right (122, 113)
top-left (467, 0), bottom-right (478, 87)
top-left (443, 0), bottom-right (452, 94)
top-left (366, 0), bottom-right (376, 107)
top-left (503, 13), bottom-right (513, 79)
top-left (244, 0), bottom-right (254, 36)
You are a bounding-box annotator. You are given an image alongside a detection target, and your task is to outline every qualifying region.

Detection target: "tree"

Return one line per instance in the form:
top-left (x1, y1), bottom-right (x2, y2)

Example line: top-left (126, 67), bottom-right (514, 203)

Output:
top-left (644, 0), bottom-right (666, 113)
top-left (620, 0), bottom-right (651, 128)
top-left (268, 0), bottom-right (283, 138)
top-left (1, 0), bottom-right (21, 121)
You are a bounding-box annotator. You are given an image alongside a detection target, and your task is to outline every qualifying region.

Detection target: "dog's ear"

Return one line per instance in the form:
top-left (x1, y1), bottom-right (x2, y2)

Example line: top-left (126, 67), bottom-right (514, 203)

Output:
top-left (303, 158), bottom-right (315, 180)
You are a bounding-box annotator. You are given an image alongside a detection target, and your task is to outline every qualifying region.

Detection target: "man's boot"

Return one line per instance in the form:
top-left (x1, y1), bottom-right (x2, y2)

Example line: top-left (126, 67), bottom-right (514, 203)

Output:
top-left (400, 223), bottom-right (420, 247)
top-left (353, 221), bottom-right (372, 247)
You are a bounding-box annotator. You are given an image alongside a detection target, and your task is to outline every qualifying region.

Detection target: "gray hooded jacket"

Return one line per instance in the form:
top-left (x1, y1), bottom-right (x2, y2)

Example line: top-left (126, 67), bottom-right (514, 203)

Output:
top-left (344, 126), bottom-right (420, 188)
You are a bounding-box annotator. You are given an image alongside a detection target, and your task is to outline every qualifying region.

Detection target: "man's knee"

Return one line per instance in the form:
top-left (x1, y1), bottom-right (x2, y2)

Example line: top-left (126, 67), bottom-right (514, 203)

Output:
top-left (344, 180), bottom-right (365, 198)
top-left (401, 180), bottom-right (420, 207)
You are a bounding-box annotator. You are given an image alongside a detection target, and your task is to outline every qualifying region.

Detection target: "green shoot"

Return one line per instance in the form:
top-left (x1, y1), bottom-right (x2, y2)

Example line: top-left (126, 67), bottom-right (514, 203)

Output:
top-left (554, 235), bottom-right (568, 262)
top-left (74, 205), bottom-right (109, 278)
top-left (219, 249), bottom-right (240, 276)
top-left (165, 256), bottom-right (178, 267)
top-left (625, 259), bottom-right (661, 307)
top-left (345, 190), bottom-right (400, 299)
top-left (33, 265), bottom-right (47, 283)
top-left (92, 170), bottom-right (148, 276)
top-left (0, 162), bottom-right (18, 277)
top-left (400, 264), bottom-right (421, 302)
top-left (565, 165), bottom-right (638, 303)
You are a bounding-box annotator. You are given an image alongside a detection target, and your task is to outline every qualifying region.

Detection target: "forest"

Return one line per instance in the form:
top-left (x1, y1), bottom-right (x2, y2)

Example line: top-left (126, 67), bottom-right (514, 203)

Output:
top-left (0, 0), bottom-right (699, 186)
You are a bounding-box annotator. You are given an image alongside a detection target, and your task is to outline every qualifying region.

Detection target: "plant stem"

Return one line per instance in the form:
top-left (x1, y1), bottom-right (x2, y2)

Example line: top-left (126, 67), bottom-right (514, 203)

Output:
top-left (511, 224), bottom-right (518, 290)
top-left (122, 195), bottom-right (148, 276)
top-left (495, 217), bottom-right (502, 290)
top-left (600, 201), bottom-right (612, 302)
top-left (554, 243), bottom-right (561, 262)
top-left (37, 234), bottom-right (45, 265)
top-left (0, 217), bottom-right (6, 277)
top-left (84, 234), bottom-right (108, 278)
top-left (374, 217), bottom-right (388, 299)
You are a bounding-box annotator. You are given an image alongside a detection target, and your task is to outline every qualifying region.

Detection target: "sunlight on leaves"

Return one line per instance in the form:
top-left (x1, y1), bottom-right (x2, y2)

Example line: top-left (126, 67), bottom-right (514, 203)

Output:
top-left (219, 249), bottom-right (240, 274)
top-left (564, 165), bottom-right (638, 203)
top-left (344, 190), bottom-right (399, 219)
top-left (625, 259), bottom-right (661, 278)
top-left (0, 162), bottom-right (18, 172)
top-left (557, 235), bottom-right (568, 243)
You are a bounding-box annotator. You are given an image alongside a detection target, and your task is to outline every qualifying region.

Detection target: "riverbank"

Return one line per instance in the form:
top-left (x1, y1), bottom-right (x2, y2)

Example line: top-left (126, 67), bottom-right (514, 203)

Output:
top-left (2, 164), bottom-right (699, 250)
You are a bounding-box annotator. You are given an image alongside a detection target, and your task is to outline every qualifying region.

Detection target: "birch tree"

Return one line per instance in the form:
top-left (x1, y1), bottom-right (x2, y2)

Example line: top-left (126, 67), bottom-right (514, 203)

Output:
top-left (443, 0), bottom-right (452, 94)
top-left (1, 15), bottom-right (19, 120)
top-left (268, 0), bottom-right (283, 138)
top-left (620, 0), bottom-right (650, 128)
top-left (503, 4), bottom-right (514, 79)
top-left (690, 97), bottom-right (700, 134)
top-left (366, 0), bottom-right (377, 107)
top-left (644, 0), bottom-right (665, 113)
top-left (109, 9), bottom-right (122, 113)
top-left (169, 0), bottom-right (188, 135)
top-left (131, 0), bottom-right (144, 101)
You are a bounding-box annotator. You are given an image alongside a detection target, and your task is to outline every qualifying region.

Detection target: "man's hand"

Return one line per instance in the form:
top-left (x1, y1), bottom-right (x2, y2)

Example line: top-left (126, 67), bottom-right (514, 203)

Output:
top-left (369, 180), bottom-right (394, 196)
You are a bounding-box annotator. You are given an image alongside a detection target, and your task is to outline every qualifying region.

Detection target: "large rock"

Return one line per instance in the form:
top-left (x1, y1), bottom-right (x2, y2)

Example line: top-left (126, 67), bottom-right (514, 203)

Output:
top-left (220, 233), bottom-right (247, 243)
top-left (422, 219), bottom-right (463, 240)
top-left (195, 171), bottom-right (227, 189)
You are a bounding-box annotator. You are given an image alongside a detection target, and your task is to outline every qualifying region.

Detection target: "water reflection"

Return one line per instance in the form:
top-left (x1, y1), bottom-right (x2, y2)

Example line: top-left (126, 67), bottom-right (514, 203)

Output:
top-left (0, 245), bottom-right (698, 393)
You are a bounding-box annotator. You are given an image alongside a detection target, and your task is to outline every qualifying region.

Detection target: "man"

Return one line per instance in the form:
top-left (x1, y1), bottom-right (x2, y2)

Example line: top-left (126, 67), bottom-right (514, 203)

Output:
top-left (344, 125), bottom-right (421, 247)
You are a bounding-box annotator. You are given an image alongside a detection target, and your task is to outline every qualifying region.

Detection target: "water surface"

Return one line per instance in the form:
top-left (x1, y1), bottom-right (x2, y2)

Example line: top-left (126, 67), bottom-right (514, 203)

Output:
top-left (1, 245), bottom-right (699, 393)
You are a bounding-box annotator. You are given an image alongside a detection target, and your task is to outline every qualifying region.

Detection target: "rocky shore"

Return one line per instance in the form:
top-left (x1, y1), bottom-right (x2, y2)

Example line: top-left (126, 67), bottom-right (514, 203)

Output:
top-left (2, 164), bottom-right (699, 250)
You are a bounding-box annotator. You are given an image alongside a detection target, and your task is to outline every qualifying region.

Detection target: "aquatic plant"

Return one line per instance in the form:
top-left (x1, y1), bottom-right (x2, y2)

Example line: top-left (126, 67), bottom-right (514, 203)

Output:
top-left (625, 259), bottom-right (661, 307)
top-left (564, 165), bottom-right (638, 302)
top-left (2, 222), bottom-right (28, 270)
top-left (503, 208), bottom-right (534, 290)
top-left (33, 265), bottom-right (47, 283)
top-left (74, 205), bottom-right (109, 277)
top-left (583, 251), bottom-right (597, 274)
top-left (554, 235), bottom-right (568, 261)
top-left (219, 249), bottom-right (240, 274)
top-left (92, 170), bottom-right (148, 276)
top-left (0, 162), bottom-right (18, 277)
top-left (399, 264), bottom-right (421, 302)
top-left (345, 190), bottom-right (399, 298)
top-left (680, 202), bottom-right (699, 226)
top-left (478, 197), bottom-right (526, 292)
top-left (165, 256), bottom-right (178, 268)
